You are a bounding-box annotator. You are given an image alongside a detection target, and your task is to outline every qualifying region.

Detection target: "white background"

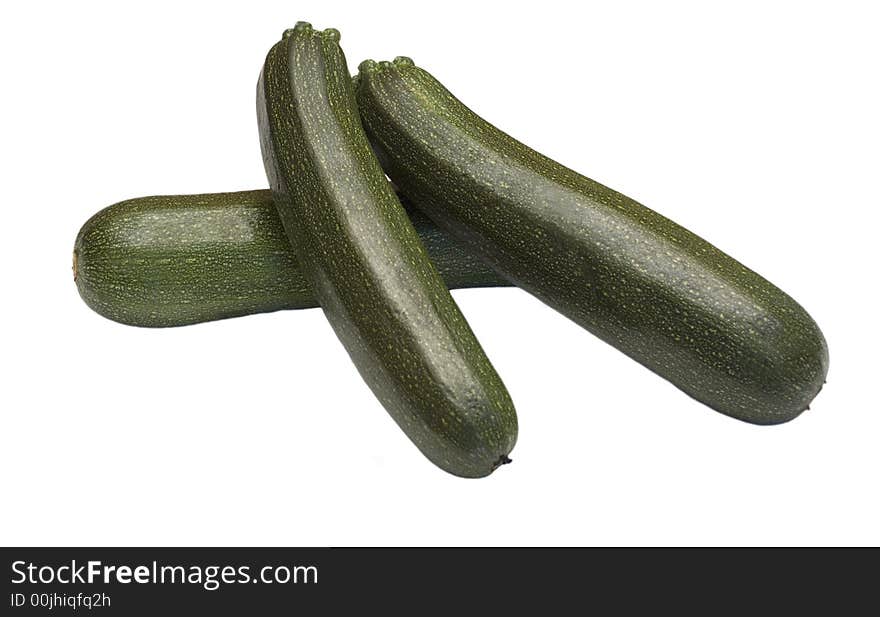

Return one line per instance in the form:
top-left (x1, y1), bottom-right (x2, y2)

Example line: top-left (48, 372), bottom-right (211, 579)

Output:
top-left (1, 1), bottom-right (877, 546)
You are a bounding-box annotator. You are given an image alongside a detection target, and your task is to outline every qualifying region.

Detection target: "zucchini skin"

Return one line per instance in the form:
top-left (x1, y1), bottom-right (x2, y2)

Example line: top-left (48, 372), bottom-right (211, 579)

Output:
top-left (73, 191), bottom-right (509, 328)
top-left (356, 58), bottom-right (829, 425)
top-left (257, 24), bottom-right (517, 477)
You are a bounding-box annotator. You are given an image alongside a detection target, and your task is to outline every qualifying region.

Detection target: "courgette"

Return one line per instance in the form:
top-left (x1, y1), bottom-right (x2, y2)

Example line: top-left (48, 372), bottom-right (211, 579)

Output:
top-left (73, 190), bottom-right (509, 328)
top-left (356, 57), bottom-right (828, 424)
top-left (257, 24), bottom-right (517, 476)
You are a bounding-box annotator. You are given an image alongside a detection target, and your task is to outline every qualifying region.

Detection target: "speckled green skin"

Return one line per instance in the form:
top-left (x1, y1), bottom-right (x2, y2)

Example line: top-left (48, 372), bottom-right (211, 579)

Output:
top-left (357, 58), bottom-right (829, 425)
top-left (73, 190), bottom-right (510, 328)
top-left (257, 24), bottom-right (517, 477)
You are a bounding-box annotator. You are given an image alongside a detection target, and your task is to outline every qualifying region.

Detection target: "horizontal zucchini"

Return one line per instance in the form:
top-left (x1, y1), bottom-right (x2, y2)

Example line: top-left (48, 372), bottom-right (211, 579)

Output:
top-left (73, 190), bottom-right (509, 328)
top-left (356, 57), bottom-right (828, 424)
top-left (257, 24), bottom-right (517, 476)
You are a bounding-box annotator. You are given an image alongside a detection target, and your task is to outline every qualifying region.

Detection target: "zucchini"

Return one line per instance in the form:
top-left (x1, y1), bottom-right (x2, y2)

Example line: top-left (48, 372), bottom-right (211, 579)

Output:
top-left (356, 57), bottom-right (828, 424)
top-left (257, 24), bottom-right (517, 476)
top-left (73, 190), bottom-right (510, 328)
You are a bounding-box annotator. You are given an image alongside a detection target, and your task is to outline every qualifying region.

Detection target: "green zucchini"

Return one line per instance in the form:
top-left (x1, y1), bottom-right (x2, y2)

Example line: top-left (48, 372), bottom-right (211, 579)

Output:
top-left (73, 190), bottom-right (510, 328)
top-left (356, 57), bottom-right (828, 425)
top-left (257, 24), bottom-right (517, 477)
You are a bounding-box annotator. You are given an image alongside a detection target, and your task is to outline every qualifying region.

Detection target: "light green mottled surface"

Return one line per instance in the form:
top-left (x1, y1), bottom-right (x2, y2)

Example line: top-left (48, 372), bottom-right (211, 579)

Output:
top-left (73, 190), bottom-right (510, 327)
